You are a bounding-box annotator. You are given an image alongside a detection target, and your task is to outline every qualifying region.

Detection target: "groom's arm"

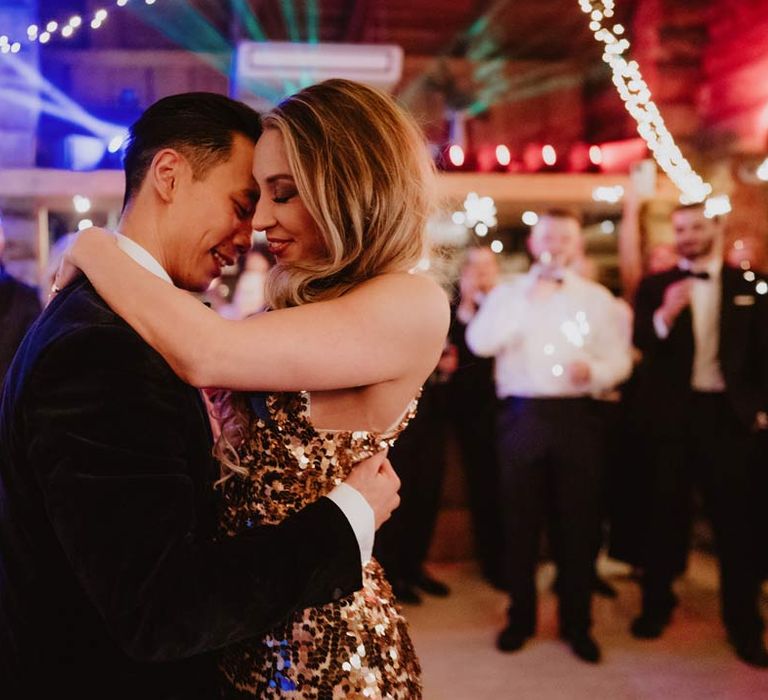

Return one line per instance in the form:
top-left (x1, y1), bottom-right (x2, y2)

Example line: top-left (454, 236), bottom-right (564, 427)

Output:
top-left (24, 323), bottom-right (362, 662)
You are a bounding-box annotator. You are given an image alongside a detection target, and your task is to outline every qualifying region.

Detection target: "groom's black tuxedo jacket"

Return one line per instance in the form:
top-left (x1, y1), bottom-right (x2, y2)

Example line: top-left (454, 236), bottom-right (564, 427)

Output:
top-left (0, 279), bottom-right (362, 699)
top-left (631, 264), bottom-right (768, 436)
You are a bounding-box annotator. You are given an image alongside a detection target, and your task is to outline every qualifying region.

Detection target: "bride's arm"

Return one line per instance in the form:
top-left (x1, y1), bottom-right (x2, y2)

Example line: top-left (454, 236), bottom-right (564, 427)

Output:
top-left (68, 229), bottom-right (449, 391)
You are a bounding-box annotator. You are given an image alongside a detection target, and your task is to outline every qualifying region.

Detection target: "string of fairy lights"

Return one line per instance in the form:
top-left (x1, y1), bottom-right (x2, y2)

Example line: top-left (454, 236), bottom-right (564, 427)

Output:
top-left (0, 0), bottom-right (157, 53)
top-left (0, 0), bottom-right (722, 210)
top-left (578, 0), bottom-right (713, 204)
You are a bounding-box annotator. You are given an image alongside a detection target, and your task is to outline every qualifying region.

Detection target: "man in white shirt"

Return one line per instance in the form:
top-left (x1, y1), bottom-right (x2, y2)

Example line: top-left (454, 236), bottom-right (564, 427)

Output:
top-left (467, 209), bottom-right (632, 664)
top-left (631, 202), bottom-right (768, 667)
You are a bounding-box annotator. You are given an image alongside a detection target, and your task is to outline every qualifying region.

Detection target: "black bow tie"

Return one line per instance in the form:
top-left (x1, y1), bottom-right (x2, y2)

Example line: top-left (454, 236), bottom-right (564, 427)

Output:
top-left (680, 269), bottom-right (710, 280)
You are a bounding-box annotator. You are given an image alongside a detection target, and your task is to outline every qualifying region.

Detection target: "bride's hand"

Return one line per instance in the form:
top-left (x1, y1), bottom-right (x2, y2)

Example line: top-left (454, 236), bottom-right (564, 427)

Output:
top-left (48, 227), bottom-right (116, 304)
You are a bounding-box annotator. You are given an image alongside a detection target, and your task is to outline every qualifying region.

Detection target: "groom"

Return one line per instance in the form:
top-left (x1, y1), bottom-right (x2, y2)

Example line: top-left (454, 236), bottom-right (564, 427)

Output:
top-left (0, 93), bottom-right (400, 699)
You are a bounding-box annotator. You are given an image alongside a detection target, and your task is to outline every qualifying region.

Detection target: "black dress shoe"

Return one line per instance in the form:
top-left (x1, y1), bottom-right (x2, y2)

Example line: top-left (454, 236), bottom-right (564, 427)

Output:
top-left (413, 572), bottom-right (450, 597)
top-left (593, 575), bottom-right (618, 599)
top-left (392, 581), bottom-right (422, 605)
top-left (562, 632), bottom-right (601, 663)
top-left (730, 635), bottom-right (768, 668)
top-left (496, 624), bottom-right (531, 653)
top-left (630, 611), bottom-right (671, 639)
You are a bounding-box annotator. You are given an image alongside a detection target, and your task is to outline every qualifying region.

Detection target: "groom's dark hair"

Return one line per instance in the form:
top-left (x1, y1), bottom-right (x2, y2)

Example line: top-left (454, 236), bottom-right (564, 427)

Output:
top-left (122, 92), bottom-right (262, 209)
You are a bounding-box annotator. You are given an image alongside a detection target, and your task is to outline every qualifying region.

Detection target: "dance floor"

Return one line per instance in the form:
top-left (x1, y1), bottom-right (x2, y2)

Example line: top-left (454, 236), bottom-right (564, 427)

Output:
top-left (406, 553), bottom-right (768, 699)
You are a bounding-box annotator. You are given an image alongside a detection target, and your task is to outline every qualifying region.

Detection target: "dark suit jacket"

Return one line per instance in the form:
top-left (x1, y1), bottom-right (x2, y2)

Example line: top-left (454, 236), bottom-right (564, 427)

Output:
top-left (447, 303), bottom-right (496, 412)
top-left (0, 279), bottom-right (362, 699)
top-left (632, 264), bottom-right (768, 435)
top-left (0, 265), bottom-right (41, 389)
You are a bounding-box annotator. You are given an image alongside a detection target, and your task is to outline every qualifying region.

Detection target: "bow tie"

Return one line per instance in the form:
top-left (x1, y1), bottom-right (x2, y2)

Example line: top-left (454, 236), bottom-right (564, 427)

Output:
top-left (680, 269), bottom-right (710, 280)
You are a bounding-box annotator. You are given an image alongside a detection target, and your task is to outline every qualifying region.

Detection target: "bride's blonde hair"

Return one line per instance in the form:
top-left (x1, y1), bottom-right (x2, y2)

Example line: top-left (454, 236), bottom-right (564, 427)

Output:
top-left (213, 78), bottom-right (437, 479)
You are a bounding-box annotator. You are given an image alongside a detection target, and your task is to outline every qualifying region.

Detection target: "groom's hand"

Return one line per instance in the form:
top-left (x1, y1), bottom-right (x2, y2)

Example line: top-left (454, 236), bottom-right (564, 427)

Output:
top-left (345, 450), bottom-right (401, 529)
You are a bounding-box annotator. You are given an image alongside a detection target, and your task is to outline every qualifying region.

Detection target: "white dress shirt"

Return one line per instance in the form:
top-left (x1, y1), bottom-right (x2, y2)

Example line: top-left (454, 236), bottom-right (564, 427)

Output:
top-left (116, 233), bottom-right (173, 284)
top-left (114, 233), bottom-right (375, 564)
top-left (652, 258), bottom-right (726, 392)
top-left (466, 267), bottom-right (633, 398)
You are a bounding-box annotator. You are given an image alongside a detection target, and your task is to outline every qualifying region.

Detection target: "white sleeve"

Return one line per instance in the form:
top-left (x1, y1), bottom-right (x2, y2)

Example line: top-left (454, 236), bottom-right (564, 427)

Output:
top-left (653, 308), bottom-right (670, 339)
top-left (325, 483), bottom-right (374, 565)
top-left (588, 293), bottom-right (635, 393)
top-left (466, 284), bottom-right (523, 357)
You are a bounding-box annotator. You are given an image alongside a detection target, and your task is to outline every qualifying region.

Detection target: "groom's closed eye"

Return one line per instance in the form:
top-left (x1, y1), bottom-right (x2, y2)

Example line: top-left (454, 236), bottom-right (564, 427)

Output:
top-left (234, 199), bottom-right (255, 221)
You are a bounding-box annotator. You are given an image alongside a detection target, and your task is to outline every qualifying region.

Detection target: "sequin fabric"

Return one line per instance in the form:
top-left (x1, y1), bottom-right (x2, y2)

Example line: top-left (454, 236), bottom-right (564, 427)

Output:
top-left (218, 391), bottom-right (422, 699)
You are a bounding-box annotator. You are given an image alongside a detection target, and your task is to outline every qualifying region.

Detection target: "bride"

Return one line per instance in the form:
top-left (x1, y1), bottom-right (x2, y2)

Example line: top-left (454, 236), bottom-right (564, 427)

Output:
top-left (60, 79), bottom-right (448, 698)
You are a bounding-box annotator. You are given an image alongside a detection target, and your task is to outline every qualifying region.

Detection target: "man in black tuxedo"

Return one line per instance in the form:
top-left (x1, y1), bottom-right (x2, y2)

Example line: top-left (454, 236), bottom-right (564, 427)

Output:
top-left (448, 246), bottom-right (503, 586)
top-left (0, 214), bottom-right (41, 388)
top-left (631, 202), bottom-right (768, 666)
top-left (0, 93), bottom-right (400, 699)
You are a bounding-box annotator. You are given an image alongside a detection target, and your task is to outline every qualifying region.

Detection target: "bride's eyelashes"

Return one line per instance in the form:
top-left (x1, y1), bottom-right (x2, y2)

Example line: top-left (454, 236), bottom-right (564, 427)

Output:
top-left (272, 187), bottom-right (298, 204)
top-left (251, 187), bottom-right (297, 205)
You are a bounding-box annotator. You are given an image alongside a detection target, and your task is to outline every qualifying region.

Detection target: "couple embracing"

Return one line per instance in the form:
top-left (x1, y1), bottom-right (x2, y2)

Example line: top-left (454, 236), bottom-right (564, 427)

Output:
top-left (0, 80), bottom-right (449, 698)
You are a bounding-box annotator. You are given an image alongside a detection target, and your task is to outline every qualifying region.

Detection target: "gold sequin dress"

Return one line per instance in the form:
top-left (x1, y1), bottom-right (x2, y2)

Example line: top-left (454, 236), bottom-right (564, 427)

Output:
top-left (218, 391), bottom-right (422, 699)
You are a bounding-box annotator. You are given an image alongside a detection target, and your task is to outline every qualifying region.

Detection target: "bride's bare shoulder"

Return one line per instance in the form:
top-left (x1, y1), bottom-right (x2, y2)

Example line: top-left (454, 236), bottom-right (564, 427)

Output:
top-left (354, 271), bottom-right (449, 309)
top-left (344, 272), bottom-right (450, 346)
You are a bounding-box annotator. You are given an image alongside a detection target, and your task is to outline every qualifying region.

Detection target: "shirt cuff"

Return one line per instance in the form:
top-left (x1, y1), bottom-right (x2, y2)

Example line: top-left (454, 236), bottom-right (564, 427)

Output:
top-left (326, 483), bottom-right (374, 565)
top-left (653, 309), bottom-right (670, 339)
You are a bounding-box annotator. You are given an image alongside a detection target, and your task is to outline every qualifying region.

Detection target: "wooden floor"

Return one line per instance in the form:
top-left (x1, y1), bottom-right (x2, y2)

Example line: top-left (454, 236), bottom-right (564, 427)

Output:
top-left (405, 553), bottom-right (768, 699)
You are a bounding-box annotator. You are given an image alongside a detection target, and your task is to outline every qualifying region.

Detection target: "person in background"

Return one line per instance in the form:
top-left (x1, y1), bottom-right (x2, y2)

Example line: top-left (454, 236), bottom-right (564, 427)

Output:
top-left (0, 212), bottom-right (42, 388)
top-left (448, 246), bottom-right (504, 587)
top-left (630, 202), bottom-right (768, 667)
top-left (218, 243), bottom-right (274, 320)
top-left (606, 236), bottom-right (678, 578)
top-left (375, 338), bottom-right (456, 604)
top-left (555, 240), bottom-right (631, 602)
top-left (467, 208), bottom-right (633, 664)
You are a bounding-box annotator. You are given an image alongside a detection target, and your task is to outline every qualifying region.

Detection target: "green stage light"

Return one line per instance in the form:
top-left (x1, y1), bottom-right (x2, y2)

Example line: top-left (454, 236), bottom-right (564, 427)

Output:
top-left (230, 0), bottom-right (267, 41)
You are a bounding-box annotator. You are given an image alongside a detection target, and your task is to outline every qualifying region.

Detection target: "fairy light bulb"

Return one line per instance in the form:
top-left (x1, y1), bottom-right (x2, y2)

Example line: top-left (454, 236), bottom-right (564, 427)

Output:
top-left (7, 1), bottom-right (157, 47)
top-left (578, 0), bottom-right (712, 203)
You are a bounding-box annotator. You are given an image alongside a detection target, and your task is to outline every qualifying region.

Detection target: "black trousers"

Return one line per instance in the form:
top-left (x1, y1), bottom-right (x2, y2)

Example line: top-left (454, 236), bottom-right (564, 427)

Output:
top-left (374, 381), bottom-right (448, 582)
top-left (641, 392), bottom-right (763, 638)
top-left (450, 391), bottom-right (503, 582)
top-left (498, 397), bottom-right (604, 635)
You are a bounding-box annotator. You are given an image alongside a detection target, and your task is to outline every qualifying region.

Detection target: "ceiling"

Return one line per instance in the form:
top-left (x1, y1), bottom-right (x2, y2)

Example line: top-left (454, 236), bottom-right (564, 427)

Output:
top-left (38, 0), bottom-right (638, 63)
